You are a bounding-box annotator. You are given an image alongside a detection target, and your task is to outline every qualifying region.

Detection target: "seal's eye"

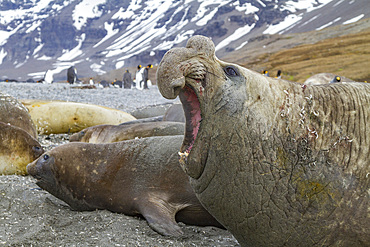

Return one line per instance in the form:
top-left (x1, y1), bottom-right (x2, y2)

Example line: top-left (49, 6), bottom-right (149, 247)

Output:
top-left (43, 154), bottom-right (49, 160)
top-left (224, 66), bottom-right (239, 77)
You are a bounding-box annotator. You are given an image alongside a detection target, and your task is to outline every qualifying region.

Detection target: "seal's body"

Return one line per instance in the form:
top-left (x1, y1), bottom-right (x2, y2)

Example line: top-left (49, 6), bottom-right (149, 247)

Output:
top-left (27, 135), bottom-right (222, 236)
top-left (69, 121), bottom-right (185, 143)
top-left (21, 100), bottom-right (136, 134)
top-left (157, 35), bottom-right (369, 246)
top-left (0, 92), bottom-right (37, 138)
top-left (0, 122), bottom-right (43, 175)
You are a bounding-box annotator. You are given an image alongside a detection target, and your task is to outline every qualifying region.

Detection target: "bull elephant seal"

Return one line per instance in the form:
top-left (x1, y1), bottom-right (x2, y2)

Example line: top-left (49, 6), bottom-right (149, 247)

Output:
top-left (0, 92), bottom-right (37, 138)
top-left (27, 135), bottom-right (223, 236)
top-left (69, 121), bottom-right (185, 143)
top-left (157, 35), bottom-right (369, 246)
top-left (21, 100), bottom-right (136, 134)
top-left (0, 122), bottom-right (43, 175)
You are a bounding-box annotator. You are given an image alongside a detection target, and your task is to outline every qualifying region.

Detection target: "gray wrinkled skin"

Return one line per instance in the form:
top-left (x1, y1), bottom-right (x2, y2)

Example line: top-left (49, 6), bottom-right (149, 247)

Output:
top-left (157, 35), bottom-right (369, 246)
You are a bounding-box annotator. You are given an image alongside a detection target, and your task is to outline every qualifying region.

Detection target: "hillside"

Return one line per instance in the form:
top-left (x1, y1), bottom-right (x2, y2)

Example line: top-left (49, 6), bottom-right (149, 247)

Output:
top-left (95, 18), bottom-right (370, 84)
top-left (0, 0), bottom-right (369, 81)
top-left (242, 30), bottom-right (370, 83)
top-left (224, 18), bottom-right (370, 83)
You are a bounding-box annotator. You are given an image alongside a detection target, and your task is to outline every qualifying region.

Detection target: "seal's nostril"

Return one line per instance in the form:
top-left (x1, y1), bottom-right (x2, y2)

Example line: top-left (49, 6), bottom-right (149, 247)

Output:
top-left (170, 77), bottom-right (186, 97)
top-left (173, 86), bottom-right (183, 96)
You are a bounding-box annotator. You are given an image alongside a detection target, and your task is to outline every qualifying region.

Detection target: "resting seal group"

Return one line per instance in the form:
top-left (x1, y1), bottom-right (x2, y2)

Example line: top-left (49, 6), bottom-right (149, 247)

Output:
top-left (157, 35), bottom-right (369, 246)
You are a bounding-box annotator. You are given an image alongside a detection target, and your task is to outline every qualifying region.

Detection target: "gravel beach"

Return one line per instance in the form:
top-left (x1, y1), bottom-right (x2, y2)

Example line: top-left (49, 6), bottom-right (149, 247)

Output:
top-left (0, 82), bottom-right (238, 246)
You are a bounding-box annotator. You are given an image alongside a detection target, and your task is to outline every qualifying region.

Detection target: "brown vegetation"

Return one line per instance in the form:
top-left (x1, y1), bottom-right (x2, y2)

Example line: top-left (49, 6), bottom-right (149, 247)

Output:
top-left (241, 30), bottom-right (370, 83)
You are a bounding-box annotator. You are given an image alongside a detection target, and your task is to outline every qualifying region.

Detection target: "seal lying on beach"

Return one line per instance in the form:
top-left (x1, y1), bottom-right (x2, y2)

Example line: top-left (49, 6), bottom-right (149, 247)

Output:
top-left (69, 121), bottom-right (184, 143)
top-left (163, 103), bottom-right (185, 123)
top-left (27, 135), bottom-right (223, 236)
top-left (304, 72), bottom-right (355, 85)
top-left (0, 92), bottom-right (37, 138)
top-left (156, 35), bottom-right (369, 246)
top-left (21, 100), bottom-right (136, 134)
top-left (0, 122), bottom-right (43, 175)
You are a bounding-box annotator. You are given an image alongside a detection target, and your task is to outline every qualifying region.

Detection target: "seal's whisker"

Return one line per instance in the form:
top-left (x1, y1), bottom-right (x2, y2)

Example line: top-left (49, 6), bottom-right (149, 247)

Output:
top-left (205, 70), bottom-right (224, 79)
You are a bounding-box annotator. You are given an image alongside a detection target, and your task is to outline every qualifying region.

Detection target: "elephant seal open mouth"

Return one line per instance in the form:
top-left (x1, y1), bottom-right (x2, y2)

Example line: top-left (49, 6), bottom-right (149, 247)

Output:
top-left (157, 35), bottom-right (369, 246)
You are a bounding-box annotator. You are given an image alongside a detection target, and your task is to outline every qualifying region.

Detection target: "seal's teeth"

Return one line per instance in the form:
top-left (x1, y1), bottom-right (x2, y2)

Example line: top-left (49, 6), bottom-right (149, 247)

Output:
top-left (178, 151), bottom-right (189, 173)
top-left (178, 151), bottom-right (189, 159)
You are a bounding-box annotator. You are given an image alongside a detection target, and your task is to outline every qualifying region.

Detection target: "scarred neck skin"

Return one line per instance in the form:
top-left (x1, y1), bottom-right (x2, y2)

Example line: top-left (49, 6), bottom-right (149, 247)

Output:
top-left (186, 66), bottom-right (369, 246)
top-left (157, 35), bottom-right (369, 246)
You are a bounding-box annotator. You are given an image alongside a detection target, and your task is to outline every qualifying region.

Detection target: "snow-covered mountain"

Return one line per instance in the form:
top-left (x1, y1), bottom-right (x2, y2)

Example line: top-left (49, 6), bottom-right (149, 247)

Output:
top-left (0, 0), bottom-right (369, 81)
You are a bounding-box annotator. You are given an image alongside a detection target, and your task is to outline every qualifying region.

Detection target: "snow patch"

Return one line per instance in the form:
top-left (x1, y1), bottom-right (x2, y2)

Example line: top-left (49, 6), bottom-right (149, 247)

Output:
top-left (316, 17), bottom-right (341, 30)
top-left (33, 44), bottom-right (44, 55)
top-left (115, 61), bottom-right (125, 69)
top-left (216, 23), bottom-right (255, 51)
top-left (72, 0), bottom-right (106, 30)
top-left (282, 0), bottom-right (334, 13)
top-left (300, 15), bottom-right (319, 27)
top-left (0, 0), bottom-right (52, 25)
top-left (107, 0), bottom-right (175, 57)
top-left (342, 14), bottom-right (365, 25)
top-left (0, 49), bottom-right (7, 65)
top-left (235, 2), bottom-right (259, 15)
top-left (37, 55), bottom-right (53, 61)
top-left (191, 0), bottom-right (231, 25)
top-left (235, 40), bottom-right (248, 51)
top-left (263, 14), bottom-right (302, 34)
top-left (256, 0), bottom-right (266, 8)
top-left (58, 34), bottom-right (86, 61)
top-left (94, 22), bottom-right (119, 48)
top-left (90, 63), bottom-right (106, 75)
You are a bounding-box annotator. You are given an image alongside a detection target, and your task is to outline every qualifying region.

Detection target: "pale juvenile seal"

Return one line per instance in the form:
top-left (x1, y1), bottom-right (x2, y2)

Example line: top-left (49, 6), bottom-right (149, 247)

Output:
top-left (157, 35), bottom-right (369, 246)
top-left (21, 99), bottom-right (136, 134)
top-left (0, 92), bottom-right (37, 138)
top-left (304, 72), bottom-right (354, 85)
top-left (0, 122), bottom-right (43, 175)
top-left (27, 135), bottom-right (223, 236)
top-left (162, 103), bottom-right (185, 123)
top-left (69, 121), bottom-right (185, 143)
top-left (130, 103), bottom-right (173, 119)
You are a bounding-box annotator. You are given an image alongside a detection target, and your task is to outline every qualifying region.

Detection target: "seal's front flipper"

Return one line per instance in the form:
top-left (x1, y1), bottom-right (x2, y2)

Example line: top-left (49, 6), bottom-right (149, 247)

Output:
top-left (138, 198), bottom-right (183, 236)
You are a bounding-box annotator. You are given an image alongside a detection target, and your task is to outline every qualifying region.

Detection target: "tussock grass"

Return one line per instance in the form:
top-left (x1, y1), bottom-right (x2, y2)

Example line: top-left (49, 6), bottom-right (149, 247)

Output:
top-left (242, 31), bottom-right (370, 82)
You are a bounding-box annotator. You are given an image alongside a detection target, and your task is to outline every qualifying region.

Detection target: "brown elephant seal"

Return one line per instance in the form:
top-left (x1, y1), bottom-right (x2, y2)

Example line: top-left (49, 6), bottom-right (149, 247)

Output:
top-left (0, 122), bottom-right (44, 175)
top-left (0, 92), bottom-right (37, 138)
top-left (21, 99), bottom-right (136, 134)
top-left (27, 135), bottom-right (223, 236)
top-left (69, 121), bottom-right (185, 143)
top-left (157, 35), bottom-right (369, 246)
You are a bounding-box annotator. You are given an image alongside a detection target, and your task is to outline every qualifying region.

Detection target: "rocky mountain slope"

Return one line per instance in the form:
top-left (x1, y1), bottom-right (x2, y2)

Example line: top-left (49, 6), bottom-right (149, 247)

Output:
top-left (225, 17), bottom-right (370, 82)
top-left (0, 0), bottom-right (369, 81)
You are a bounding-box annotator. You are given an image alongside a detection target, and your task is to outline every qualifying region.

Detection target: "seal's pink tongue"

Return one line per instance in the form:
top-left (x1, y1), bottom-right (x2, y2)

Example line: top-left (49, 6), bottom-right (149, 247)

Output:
top-left (180, 86), bottom-right (201, 153)
top-left (187, 90), bottom-right (201, 142)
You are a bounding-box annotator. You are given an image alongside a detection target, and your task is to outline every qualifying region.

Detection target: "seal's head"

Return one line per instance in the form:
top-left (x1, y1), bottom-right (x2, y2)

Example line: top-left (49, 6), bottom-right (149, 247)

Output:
top-left (27, 153), bottom-right (57, 190)
top-left (26, 147), bottom-right (91, 210)
top-left (157, 35), bottom-right (249, 180)
top-left (69, 130), bottom-right (86, 142)
top-left (0, 122), bottom-right (44, 175)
